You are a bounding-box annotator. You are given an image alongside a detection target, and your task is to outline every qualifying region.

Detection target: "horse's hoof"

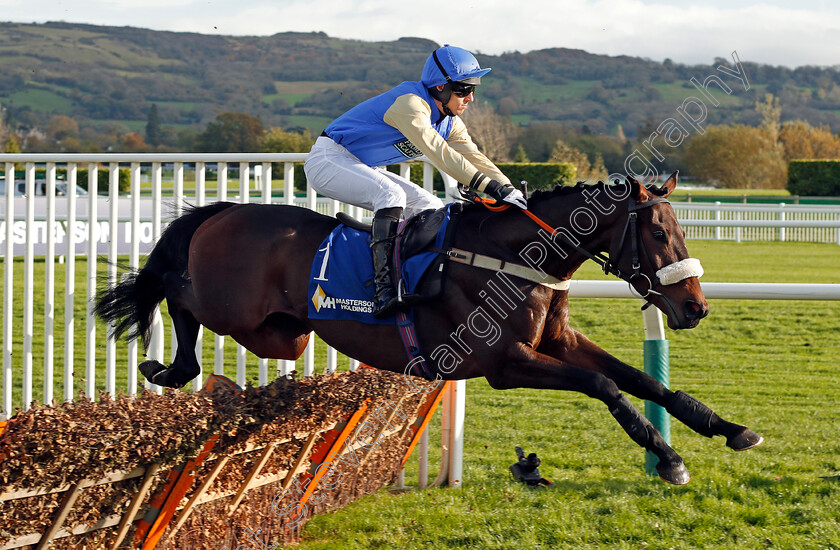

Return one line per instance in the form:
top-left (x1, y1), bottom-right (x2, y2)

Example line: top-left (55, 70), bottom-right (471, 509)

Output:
top-left (657, 459), bottom-right (691, 485)
top-left (727, 428), bottom-right (764, 451)
top-left (139, 360), bottom-right (168, 385)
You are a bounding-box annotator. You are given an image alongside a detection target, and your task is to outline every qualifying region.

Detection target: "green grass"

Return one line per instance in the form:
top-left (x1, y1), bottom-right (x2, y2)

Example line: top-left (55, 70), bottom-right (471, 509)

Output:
top-left (263, 92), bottom-right (311, 107)
top-left (2, 241), bottom-right (840, 548)
top-left (283, 114), bottom-right (334, 134)
top-left (4, 88), bottom-right (75, 114)
top-left (651, 82), bottom-right (744, 107)
top-left (516, 78), bottom-right (600, 105)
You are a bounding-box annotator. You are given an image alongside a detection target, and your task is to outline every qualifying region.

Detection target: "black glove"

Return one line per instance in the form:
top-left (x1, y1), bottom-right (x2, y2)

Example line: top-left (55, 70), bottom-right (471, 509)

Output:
top-left (485, 179), bottom-right (528, 209)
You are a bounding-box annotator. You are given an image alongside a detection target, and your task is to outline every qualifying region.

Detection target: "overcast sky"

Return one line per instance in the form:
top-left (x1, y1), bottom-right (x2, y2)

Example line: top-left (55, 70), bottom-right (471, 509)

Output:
top-left (1, 0), bottom-right (838, 68)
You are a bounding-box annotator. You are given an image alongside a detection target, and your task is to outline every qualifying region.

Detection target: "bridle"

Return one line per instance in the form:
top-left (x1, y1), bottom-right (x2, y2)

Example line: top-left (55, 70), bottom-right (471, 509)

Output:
top-left (474, 192), bottom-right (701, 317)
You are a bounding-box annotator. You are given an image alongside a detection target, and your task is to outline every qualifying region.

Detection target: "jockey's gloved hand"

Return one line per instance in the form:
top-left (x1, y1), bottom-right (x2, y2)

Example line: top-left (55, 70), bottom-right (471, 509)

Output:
top-left (485, 179), bottom-right (528, 209)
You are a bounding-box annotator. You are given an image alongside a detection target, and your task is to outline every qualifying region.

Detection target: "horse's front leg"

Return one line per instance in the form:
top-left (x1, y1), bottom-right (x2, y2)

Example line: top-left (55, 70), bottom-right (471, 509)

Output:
top-left (488, 344), bottom-right (690, 485)
top-left (539, 330), bottom-right (763, 451)
top-left (138, 272), bottom-right (202, 388)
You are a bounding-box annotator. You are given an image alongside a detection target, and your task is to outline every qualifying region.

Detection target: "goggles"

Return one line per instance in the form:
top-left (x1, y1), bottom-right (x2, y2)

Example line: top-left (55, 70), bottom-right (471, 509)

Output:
top-left (450, 82), bottom-right (476, 98)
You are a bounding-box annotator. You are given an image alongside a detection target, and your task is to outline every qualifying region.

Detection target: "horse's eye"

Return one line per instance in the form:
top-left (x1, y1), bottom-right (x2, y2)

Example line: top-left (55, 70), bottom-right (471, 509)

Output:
top-left (652, 230), bottom-right (668, 242)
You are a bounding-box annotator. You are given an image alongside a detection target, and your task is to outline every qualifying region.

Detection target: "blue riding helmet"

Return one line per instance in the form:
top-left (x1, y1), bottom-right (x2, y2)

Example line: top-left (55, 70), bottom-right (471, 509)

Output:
top-left (421, 45), bottom-right (491, 87)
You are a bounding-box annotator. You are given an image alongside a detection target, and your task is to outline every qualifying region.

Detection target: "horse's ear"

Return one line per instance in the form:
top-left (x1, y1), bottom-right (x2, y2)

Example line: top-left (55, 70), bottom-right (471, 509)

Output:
top-left (627, 175), bottom-right (651, 202)
top-left (659, 171), bottom-right (679, 198)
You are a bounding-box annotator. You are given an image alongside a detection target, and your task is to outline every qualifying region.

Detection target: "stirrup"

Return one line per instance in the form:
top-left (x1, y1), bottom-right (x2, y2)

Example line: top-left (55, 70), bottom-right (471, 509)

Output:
top-left (396, 279), bottom-right (423, 308)
top-left (373, 294), bottom-right (402, 319)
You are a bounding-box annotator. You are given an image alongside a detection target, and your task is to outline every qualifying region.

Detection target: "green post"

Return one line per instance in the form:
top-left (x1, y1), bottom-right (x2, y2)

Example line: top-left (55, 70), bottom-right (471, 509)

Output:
top-left (641, 306), bottom-right (670, 476)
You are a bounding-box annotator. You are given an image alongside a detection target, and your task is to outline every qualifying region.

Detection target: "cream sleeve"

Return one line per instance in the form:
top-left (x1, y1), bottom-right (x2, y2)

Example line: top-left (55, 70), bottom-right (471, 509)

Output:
top-left (383, 94), bottom-right (511, 192)
top-left (445, 117), bottom-right (512, 186)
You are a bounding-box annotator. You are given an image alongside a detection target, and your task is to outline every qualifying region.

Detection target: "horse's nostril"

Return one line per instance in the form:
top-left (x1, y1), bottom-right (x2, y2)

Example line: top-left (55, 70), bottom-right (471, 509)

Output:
top-left (684, 300), bottom-right (706, 320)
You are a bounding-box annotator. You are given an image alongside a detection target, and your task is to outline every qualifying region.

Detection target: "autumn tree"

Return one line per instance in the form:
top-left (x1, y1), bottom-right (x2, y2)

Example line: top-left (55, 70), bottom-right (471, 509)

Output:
top-left (122, 132), bottom-right (147, 152)
top-left (460, 100), bottom-right (519, 162)
top-left (755, 93), bottom-right (781, 141)
top-left (549, 140), bottom-right (607, 182)
top-left (198, 112), bottom-right (265, 153)
top-left (682, 125), bottom-right (787, 189)
top-left (779, 120), bottom-right (840, 161)
top-left (47, 115), bottom-right (79, 142)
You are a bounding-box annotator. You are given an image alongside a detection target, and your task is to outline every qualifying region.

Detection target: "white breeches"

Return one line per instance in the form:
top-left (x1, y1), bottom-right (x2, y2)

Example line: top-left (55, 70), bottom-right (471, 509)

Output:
top-left (304, 136), bottom-right (444, 219)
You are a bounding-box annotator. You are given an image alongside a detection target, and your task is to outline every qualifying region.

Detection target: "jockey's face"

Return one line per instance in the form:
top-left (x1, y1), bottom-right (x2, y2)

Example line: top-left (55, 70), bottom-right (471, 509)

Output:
top-left (435, 84), bottom-right (474, 116)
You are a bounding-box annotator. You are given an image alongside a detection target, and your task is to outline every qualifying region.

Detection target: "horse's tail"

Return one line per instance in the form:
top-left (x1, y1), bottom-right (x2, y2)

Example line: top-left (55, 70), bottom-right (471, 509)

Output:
top-left (94, 201), bottom-right (238, 348)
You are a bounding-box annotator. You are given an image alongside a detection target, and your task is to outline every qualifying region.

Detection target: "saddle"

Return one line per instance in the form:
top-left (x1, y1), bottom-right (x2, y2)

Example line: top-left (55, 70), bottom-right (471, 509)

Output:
top-left (336, 203), bottom-right (462, 304)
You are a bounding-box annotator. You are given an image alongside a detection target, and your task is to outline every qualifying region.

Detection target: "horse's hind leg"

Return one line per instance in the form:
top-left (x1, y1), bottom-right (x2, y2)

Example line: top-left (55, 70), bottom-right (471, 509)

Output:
top-left (541, 331), bottom-right (763, 451)
top-left (139, 272), bottom-right (202, 388)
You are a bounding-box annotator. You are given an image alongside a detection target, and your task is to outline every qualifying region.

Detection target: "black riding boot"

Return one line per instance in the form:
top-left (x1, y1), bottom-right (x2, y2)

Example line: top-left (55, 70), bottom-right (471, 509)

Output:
top-left (370, 207), bottom-right (403, 319)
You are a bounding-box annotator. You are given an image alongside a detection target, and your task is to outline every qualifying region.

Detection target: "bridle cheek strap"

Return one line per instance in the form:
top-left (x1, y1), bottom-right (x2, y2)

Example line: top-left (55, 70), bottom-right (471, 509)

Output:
top-left (656, 258), bottom-right (704, 286)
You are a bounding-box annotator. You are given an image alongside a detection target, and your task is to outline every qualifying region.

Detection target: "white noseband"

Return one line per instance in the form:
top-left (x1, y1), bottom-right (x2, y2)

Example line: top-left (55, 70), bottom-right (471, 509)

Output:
top-left (656, 258), bottom-right (704, 286)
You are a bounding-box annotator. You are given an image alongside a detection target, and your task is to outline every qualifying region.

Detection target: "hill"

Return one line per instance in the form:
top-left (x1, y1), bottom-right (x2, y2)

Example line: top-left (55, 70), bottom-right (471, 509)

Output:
top-left (1, 21), bottom-right (840, 141)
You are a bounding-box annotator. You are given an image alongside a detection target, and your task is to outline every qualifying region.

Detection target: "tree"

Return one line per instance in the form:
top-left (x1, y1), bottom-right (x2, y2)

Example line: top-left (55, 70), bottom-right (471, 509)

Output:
top-left (616, 124), bottom-right (627, 146)
top-left (0, 103), bottom-right (7, 146)
top-left (145, 103), bottom-right (163, 147)
top-left (262, 127), bottom-right (314, 153)
top-left (47, 115), bottom-right (79, 142)
top-left (4, 135), bottom-right (20, 154)
top-left (549, 140), bottom-right (607, 182)
top-left (779, 120), bottom-right (840, 161)
top-left (460, 100), bottom-right (519, 162)
top-left (755, 93), bottom-right (781, 141)
top-left (121, 132), bottom-right (147, 152)
top-left (682, 125), bottom-right (787, 189)
top-left (497, 97), bottom-right (518, 118)
top-left (513, 144), bottom-right (530, 163)
top-left (512, 122), bottom-right (567, 162)
top-left (198, 112), bottom-right (265, 153)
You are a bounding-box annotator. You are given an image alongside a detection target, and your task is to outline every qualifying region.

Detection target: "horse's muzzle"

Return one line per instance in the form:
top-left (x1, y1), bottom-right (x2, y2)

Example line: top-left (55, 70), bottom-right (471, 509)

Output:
top-left (683, 300), bottom-right (709, 321)
top-left (677, 299), bottom-right (709, 329)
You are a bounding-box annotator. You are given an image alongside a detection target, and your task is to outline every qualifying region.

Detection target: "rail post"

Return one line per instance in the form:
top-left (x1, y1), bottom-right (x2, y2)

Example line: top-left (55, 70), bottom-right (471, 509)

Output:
top-left (642, 305), bottom-right (670, 475)
top-left (778, 203), bottom-right (786, 242)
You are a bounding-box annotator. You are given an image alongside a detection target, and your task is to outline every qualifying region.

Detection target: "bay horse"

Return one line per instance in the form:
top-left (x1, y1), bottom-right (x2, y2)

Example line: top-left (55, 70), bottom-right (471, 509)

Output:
top-left (95, 173), bottom-right (763, 484)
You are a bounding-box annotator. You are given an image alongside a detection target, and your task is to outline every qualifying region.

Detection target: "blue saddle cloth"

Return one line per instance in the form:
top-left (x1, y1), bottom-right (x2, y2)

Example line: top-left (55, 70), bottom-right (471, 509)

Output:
top-left (307, 207), bottom-right (452, 325)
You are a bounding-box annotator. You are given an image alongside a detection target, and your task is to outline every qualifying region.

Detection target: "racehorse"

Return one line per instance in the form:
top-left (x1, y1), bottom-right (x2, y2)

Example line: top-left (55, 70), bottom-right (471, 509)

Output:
top-left (95, 173), bottom-right (763, 484)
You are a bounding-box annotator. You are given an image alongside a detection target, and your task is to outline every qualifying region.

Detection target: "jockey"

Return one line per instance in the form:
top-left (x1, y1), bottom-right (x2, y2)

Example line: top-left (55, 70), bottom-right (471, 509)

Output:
top-left (304, 44), bottom-right (527, 319)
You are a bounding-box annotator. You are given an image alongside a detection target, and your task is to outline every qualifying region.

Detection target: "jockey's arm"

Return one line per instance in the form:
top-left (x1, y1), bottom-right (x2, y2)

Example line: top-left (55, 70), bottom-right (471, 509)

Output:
top-left (383, 94), bottom-right (513, 193)
top-left (445, 117), bottom-right (511, 185)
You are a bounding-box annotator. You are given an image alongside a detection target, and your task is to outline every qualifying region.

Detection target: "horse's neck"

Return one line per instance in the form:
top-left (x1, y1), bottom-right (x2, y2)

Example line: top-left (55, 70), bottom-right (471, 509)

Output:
top-left (457, 193), bottom-right (625, 280)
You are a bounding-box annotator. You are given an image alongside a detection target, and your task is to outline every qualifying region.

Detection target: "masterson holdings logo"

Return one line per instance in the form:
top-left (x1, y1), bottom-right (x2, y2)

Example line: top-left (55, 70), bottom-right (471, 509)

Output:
top-left (312, 284), bottom-right (336, 312)
top-left (311, 284), bottom-right (375, 315)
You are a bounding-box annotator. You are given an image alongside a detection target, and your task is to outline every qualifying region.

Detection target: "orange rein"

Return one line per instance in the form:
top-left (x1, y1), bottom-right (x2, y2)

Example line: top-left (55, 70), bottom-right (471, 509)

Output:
top-left (473, 196), bottom-right (558, 236)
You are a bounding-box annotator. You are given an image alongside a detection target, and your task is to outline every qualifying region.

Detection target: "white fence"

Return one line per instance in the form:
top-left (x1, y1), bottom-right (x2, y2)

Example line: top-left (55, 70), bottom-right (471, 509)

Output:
top-left (675, 202), bottom-right (840, 245)
top-left (0, 152), bottom-right (469, 488)
top-left (0, 152), bottom-right (463, 410)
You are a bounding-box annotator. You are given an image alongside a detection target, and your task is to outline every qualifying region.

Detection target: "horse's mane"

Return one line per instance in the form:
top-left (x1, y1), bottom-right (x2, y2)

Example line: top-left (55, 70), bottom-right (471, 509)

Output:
top-left (460, 178), bottom-right (668, 211)
top-left (526, 180), bottom-right (614, 206)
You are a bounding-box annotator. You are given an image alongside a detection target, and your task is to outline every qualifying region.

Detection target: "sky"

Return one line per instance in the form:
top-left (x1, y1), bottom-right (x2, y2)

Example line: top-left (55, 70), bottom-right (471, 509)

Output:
top-left (1, 0), bottom-right (838, 68)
